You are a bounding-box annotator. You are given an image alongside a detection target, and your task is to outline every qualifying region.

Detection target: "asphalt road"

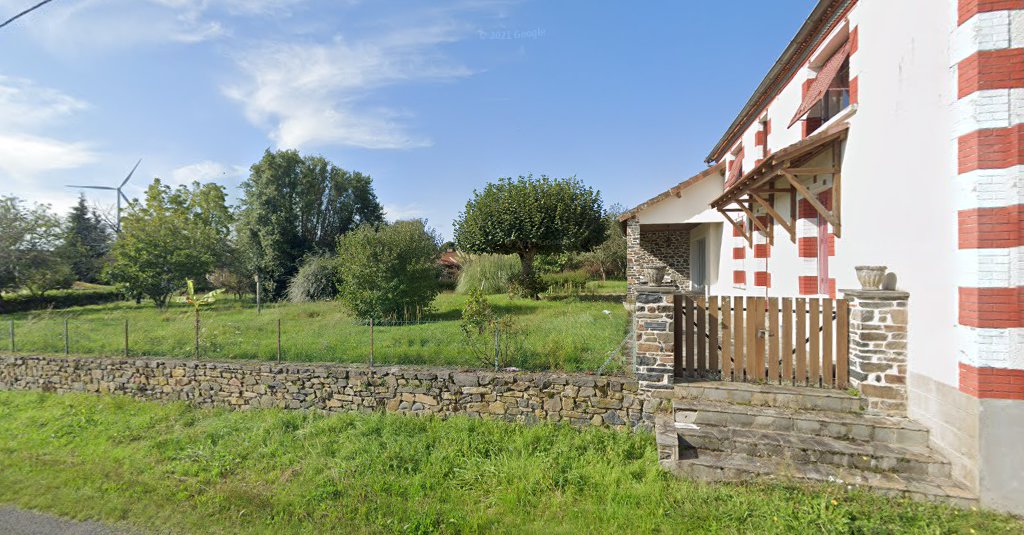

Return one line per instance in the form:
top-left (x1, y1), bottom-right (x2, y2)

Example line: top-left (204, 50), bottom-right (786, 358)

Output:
top-left (0, 506), bottom-right (131, 535)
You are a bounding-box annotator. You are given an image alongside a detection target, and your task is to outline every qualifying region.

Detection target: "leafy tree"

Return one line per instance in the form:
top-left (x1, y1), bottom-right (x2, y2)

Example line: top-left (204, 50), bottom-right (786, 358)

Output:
top-left (106, 179), bottom-right (230, 307)
top-left (0, 196), bottom-right (73, 297)
top-left (453, 175), bottom-right (605, 297)
top-left (236, 149), bottom-right (385, 299)
top-left (59, 194), bottom-right (111, 283)
top-left (581, 204), bottom-right (627, 281)
top-left (336, 220), bottom-right (441, 320)
top-left (179, 279), bottom-right (224, 359)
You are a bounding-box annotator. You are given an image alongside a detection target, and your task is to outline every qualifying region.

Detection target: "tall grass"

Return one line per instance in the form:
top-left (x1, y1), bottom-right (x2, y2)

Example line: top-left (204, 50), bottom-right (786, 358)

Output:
top-left (0, 391), bottom-right (1019, 535)
top-left (455, 254), bottom-right (521, 294)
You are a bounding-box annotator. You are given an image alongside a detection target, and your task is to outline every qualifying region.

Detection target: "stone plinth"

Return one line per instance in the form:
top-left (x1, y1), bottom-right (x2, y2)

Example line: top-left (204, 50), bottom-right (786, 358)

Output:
top-left (842, 289), bottom-right (910, 414)
top-left (633, 285), bottom-right (676, 391)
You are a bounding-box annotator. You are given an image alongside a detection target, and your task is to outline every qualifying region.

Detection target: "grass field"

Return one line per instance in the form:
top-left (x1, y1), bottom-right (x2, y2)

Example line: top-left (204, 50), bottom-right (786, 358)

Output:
top-left (0, 281), bottom-right (629, 372)
top-left (0, 391), bottom-right (1018, 535)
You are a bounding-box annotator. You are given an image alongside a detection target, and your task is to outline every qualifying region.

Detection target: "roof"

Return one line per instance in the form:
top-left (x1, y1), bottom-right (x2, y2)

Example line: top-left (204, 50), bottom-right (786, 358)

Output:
top-left (618, 161), bottom-right (726, 223)
top-left (710, 120), bottom-right (849, 209)
top-left (704, 0), bottom-right (854, 164)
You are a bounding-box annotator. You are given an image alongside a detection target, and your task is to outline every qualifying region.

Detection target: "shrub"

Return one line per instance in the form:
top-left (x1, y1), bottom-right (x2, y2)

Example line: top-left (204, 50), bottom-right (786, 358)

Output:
top-left (455, 254), bottom-right (520, 295)
top-left (287, 255), bottom-right (340, 303)
top-left (337, 220), bottom-right (441, 320)
top-left (0, 287), bottom-right (123, 314)
top-left (541, 269), bottom-right (591, 296)
top-left (459, 288), bottom-right (525, 369)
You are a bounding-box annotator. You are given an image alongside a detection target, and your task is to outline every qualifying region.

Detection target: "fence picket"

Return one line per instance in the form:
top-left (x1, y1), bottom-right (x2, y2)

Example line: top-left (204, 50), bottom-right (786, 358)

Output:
top-left (733, 297), bottom-right (745, 381)
top-left (836, 299), bottom-right (849, 388)
top-left (708, 296), bottom-right (719, 375)
top-left (823, 298), bottom-right (834, 388)
top-left (721, 297), bottom-right (732, 381)
top-left (809, 298), bottom-right (821, 387)
top-left (781, 298), bottom-right (793, 385)
top-left (696, 298), bottom-right (707, 375)
top-left (768, 297), bottom-right (779, 384)
top-left (754, 297), bottom-right (766, 382)
top-left (745, 297), bottom-right (757, 381)
top-left (795, 298), bottom-right (807, 385)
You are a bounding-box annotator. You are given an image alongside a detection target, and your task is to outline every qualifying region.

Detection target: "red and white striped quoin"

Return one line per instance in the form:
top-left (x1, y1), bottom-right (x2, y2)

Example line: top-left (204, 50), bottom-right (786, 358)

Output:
top-left (953, 0), bottom-right (1024, 400)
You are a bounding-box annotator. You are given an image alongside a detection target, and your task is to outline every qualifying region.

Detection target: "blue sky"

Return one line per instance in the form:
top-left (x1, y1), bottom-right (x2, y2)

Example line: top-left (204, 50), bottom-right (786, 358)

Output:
top-left (0, 0), bottom-right (815, 239)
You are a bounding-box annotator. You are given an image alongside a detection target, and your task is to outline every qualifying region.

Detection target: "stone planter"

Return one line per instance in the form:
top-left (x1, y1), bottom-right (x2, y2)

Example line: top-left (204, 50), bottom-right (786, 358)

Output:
top-left (855, 265), bottom-right (887, 290)
top-left (642, 264), bottom-right (668, 286)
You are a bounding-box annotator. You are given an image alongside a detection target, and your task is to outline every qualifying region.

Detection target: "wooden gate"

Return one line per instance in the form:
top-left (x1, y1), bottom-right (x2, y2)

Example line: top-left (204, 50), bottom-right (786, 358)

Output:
top-left (673, 295), bottom-right (850, 388)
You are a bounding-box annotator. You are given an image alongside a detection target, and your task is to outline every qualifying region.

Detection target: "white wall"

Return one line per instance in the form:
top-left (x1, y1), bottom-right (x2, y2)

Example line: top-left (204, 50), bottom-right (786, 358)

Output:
top-left (637, 173), bottom-right (726, 225)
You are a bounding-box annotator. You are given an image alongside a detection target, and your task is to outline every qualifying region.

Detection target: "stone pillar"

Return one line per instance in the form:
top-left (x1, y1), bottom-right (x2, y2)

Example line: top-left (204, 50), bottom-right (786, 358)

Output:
top-left (841, 289), bottom-right (909, 413)
top-left (633, 286), bottom-right (675, 391)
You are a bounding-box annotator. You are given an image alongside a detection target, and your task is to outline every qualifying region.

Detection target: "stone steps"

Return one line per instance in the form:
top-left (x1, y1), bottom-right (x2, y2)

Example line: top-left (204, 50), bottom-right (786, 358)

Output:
top-left (671, 381), bottom-right (867, 413)
top-left (672, 399), bottom-right (930, 447)
top-left (660, 449), bottom-right (976, 508)
top-left (657, 382), bottom-right (977, 507)
top-left (676, 425), bottom-right (950, 478)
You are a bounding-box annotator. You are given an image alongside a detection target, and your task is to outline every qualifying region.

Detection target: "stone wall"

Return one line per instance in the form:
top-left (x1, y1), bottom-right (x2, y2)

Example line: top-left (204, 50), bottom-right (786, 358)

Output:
top-left (842, 289), bottom-right (909, 413)
top-left (625, 217), bottom-right (690, 295)
top-left (632, 287), bottom-right (677, 391)
top-left (0, 355), bottom-right (658, 431)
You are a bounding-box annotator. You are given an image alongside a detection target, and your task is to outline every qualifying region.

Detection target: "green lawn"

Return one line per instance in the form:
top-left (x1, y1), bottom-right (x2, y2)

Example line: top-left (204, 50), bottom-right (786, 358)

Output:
top-left (0, 281), bottom-right (629, 372)
top-left (0, 392), bottom-right (1018, 535)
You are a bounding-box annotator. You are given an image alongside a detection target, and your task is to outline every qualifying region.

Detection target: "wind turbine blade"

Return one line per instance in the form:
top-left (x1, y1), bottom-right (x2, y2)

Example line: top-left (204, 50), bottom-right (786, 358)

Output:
top-left (66, 185), bottom-right (117, 190)
top-left (119, 191), bottom-right (131, 204)
top-left (121, 158), bottom-right (142, 188)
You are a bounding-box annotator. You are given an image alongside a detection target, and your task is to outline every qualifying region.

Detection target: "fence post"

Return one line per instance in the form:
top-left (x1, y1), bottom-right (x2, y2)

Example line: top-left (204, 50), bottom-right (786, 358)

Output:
top-left (277, 318), bottom-right (282, 363)
top-left (124, 319), bottom-right (129, 357)
top-left (369, 318), bottom-right (374, 368)
top-left (9, 319), bottom-right (14, 352)
top-left (64, 318), bottom-right (69, 355)
top-left (494, 326), bottom-right (500, 371)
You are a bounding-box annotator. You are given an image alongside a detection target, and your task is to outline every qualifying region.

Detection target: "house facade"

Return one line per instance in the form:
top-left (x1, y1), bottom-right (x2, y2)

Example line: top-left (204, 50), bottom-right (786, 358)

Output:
top-left (623, 0), bottom-right (1022, 514)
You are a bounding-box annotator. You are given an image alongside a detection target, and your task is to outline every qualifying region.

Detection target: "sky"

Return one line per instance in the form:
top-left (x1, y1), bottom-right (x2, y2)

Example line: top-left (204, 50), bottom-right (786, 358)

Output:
top-left (0, 0), bottom-right (816, 239)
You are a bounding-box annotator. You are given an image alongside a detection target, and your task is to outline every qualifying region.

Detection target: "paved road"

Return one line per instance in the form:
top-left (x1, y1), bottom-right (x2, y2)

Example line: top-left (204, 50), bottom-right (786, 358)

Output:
top-left (0, 506), bottom-right (131, 535)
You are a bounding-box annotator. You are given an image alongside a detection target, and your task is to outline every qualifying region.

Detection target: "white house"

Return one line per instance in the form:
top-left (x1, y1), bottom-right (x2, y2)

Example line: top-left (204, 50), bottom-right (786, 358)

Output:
top-left (623, 0), bottom-right (1022, 514)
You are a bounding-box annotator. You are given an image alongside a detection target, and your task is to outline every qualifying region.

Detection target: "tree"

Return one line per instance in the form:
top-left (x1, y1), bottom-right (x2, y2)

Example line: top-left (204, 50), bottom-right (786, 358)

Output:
top-left (0, 196), bottom-right (73, 297)
top-left (236, 149), bottom-right (385, 300)
top-left (453, 175), bottom-right (605, 297)
top-left (106, 179), bottom-right (230, 307)
top-left (336, 220), bottom-right (441, 320)
top-left (581, 204), bottom-right (628, 281)
top-left (60, 195), bottom-right (111, 283)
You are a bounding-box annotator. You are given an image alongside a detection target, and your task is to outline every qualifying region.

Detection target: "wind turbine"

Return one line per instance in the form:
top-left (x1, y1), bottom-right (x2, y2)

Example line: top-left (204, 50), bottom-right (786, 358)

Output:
top-left (66, 159), bottom-right (141, 233)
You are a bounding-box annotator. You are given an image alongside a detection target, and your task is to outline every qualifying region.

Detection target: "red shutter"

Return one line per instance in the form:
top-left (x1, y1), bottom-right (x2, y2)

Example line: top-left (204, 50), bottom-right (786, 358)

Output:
top-left (789, 40), bottom-right (851, 128)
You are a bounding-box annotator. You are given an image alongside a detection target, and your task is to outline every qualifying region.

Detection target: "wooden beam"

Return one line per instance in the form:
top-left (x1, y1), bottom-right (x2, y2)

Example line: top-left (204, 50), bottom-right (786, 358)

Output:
top-left (718, 208), bottom-right (753, 248)
top-left (750, 192), bottom-right (795, 243)
top-left (831, 140), bottom-right (843, 238)
top-left (781, 171), bottom-right (840, 229)
top-left (735, 201), bottom-right (771, 246)
top-left (786, 166), bottom-right (837, 175)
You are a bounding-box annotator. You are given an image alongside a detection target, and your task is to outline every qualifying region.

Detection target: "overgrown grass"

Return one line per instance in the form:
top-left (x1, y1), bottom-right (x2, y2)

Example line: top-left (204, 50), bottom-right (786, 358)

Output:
top-left (0, 283), bottom-right (629, 372)
top-left (0, 391), bottom-right (1018, 534)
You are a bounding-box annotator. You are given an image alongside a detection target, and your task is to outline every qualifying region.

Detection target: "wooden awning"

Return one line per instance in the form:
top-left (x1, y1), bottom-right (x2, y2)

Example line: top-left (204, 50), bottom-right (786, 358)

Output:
top-left (710, 121), bottom-right (848, 247)
top-left (789, 40), bottom-right (851, 128)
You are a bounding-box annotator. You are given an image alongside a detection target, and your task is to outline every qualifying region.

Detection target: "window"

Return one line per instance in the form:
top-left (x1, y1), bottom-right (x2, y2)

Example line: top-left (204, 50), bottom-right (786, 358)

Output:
top-left (789, 40), bottom-right (852, 135)
top-left (810, 58), bottom-right (850, 131)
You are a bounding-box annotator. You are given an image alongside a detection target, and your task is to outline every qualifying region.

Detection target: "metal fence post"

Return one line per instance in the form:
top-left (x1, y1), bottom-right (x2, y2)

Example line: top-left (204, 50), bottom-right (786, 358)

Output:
top-left (9, 320), bottom-right (14, 352)
top-left (494, 326), bottom-right (500, 371)
top-left (64, 318), bottom-right (69, 355)
top-left (369, 318), bottom-right (374, 368)
top-left (124, 319), bottom-right (129, 357)
top-left (277, 318), bottom-right (282, 363)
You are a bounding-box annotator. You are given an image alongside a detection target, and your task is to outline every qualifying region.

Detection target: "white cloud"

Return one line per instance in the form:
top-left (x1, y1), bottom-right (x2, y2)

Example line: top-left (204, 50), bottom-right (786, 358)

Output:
top-left (168, 160), bottom-right (247, 186)
top-left (383, 202), bottom-right (427, 221)
top-left (223, 24), bottom-right (474, 149)
top-left (0, 76), bottom-right (98, 181)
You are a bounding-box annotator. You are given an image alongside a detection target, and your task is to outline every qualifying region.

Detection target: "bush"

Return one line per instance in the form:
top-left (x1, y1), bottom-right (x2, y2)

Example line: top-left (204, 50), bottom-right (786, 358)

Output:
top-left (337, 220), bottom-right (441, 320)
top-left (459, 288), bottom-right (525, 369)
top-left (455, 254), bottom-right (520, 295)
top-left (541, 270), bottom-right (591, 296)
top-left (0, 287), bottom-right (123, 314)
top-left (287, 256), bottom-right (340, 303)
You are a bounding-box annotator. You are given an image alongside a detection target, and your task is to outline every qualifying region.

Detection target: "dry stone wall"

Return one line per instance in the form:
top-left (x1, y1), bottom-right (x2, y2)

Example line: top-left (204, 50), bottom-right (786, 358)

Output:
top-left (0, 355), bottom-right (658, 431)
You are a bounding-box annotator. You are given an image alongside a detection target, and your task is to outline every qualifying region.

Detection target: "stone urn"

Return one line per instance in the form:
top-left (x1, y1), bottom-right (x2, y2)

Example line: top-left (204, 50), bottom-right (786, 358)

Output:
top-left (855, 265), bottom-right (887, 290)
top-left (642, 264), bottom-right (668, 286)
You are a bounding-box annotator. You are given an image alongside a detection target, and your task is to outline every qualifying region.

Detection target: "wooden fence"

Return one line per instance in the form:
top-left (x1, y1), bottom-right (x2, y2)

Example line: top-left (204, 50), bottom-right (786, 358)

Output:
top-left (673, 295), bottom-right (850, 389)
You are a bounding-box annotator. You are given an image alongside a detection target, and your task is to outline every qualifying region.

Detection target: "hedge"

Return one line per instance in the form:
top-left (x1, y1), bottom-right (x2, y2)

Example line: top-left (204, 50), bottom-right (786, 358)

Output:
top-left (0, 289), bottom-right (124, 314)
